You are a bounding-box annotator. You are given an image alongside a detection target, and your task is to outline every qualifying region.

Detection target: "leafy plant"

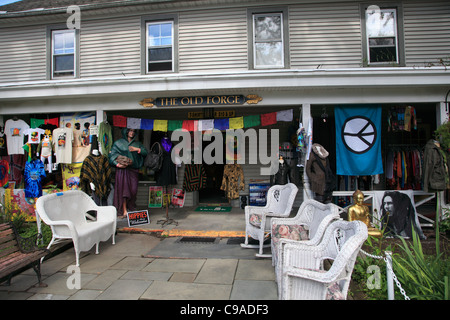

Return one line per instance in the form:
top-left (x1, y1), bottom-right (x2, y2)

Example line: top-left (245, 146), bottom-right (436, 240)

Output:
top-left (434, 121), bottom-right (450, 153)
top-left (392, 228), bottom-right (449, 300)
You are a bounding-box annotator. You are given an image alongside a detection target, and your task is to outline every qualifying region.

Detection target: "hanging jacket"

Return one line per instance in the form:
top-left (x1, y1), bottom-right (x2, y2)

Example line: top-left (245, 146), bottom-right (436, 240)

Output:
top-left (423, 139), bottom-right (448, 192)
top-left (220, 164), bottom-right (245, 200)
top-left (306, 144), bottom-right (335, 196)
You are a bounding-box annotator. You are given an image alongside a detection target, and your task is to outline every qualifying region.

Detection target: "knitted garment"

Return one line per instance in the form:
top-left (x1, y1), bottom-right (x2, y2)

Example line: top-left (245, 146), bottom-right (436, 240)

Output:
top-left (79, 154), bottom-right (112, 199)
top-left (183, 164), bottom-right (207, 192)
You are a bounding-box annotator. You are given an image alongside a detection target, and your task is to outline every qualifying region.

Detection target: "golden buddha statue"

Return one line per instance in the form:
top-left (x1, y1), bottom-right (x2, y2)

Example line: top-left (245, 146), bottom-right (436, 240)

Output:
top-left (348, 190), bottom-right (382, 238)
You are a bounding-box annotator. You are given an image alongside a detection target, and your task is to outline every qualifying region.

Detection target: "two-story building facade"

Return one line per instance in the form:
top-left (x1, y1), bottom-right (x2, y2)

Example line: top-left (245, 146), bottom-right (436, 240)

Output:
top-left (0, 0), bottom-right (449, 210)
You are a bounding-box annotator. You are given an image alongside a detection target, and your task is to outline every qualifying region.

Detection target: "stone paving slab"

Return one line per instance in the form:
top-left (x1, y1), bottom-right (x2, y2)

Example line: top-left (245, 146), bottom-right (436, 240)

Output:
top-left (194, 259), bottom-right (238, 285)
top-left (96, 279), bottom-right (153, 300)
top-left (230, 280), bottom-right (278, 300)
top-left (143, 258), bottom-right (206, 273)
top-left (141, 280), bottom-right (232, 300)
top-left (235, 259), bottom-right (276, 281)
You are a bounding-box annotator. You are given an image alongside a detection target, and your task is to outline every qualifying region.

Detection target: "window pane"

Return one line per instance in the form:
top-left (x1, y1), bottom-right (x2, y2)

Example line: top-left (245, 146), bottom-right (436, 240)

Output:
top-left (54, 54), bottom-right (74, 72)
top-left (366, 10), bottom-right (396, 37)
top-left (369, 37), bottom-right (395, 47)
top-left (149, 47), bottom-right (172, 62)
top-left (369, 47), bottom-right (397, 63)
top-left (148, 22), bottom-right (172, 47)
top-left (54, 33), bottom-right (64, 51)
top-left (160, 23), bottom-right (172, 37)
top-left (53, 31), bottom-right (74, 54)
top-left (148, 62), bottom-right (172, 72)
top-left (254, 15), bottom-right (282, 41)
top-left (255, 42), bottom-right (283, 67)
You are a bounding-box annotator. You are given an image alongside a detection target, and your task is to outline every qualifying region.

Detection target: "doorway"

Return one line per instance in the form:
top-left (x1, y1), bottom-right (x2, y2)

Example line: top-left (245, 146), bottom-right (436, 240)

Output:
top-left (199, 131), bottom-right (228, 204)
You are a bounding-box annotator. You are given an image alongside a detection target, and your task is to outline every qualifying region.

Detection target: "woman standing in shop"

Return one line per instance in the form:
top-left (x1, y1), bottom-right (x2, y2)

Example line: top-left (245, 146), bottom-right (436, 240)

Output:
top-left (109, 128), bottom-right (148, 218)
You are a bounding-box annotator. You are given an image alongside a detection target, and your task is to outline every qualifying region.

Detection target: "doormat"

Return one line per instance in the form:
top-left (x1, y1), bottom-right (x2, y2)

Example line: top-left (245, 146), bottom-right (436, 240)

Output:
top-left (195, 206), bottom-right (232, 212)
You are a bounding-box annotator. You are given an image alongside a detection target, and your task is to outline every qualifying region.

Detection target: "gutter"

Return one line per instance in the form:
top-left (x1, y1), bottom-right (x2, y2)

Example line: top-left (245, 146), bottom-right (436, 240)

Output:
top-left (0, 0), bottom-right (183, 18)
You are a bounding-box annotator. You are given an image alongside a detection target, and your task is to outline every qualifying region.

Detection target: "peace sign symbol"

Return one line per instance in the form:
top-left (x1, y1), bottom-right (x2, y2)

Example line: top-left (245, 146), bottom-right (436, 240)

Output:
top-left (341, 116), bottom-right (377, 154)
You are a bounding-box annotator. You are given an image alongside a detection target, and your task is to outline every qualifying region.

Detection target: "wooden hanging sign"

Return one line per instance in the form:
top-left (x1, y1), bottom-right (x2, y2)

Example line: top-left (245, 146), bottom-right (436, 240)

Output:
top-left (139, 94), bottom-right (262, 108)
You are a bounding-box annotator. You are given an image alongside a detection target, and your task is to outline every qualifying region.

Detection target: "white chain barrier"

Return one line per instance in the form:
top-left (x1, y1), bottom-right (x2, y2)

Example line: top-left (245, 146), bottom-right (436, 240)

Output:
top-left (359, 248), bottom-right (411, 300)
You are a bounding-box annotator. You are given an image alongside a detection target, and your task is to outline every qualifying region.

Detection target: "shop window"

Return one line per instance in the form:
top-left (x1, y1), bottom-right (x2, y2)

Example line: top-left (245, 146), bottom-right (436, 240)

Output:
top-left (362, 5), bottom-right (405, 66)
top-left (146, 21), bottom-right (174, 72)
top-left (51, 29), bottom-right (76, 78)
top-left (248, 8), bottom-right (289, 69)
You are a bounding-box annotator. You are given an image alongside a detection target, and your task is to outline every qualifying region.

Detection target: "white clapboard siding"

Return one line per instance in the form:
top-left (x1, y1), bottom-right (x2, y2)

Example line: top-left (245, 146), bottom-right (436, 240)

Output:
top-left (178, 7), bottom-right (248, 72)
top-left (289, 3), bottom-right (362, 69)
top-left (80, 16), bottom-right (141, 78)
top-left (0, 25), bottom-right (47, 83)
top-left (403, 1), bottom-right (450, 67)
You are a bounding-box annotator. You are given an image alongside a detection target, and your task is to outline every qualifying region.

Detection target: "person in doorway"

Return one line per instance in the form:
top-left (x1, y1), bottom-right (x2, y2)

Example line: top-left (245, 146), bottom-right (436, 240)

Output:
top-left (109, 128), bottom-right (148, 218)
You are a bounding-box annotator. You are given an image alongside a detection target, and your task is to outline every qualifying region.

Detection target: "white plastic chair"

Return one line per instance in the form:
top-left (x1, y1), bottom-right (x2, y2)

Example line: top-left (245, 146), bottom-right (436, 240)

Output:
top-left (280, 220), bottom-right (368, 300)
top-left (35, 190), bottom-right (117, 266)
top-left (271, 199), bottom-right (341, 291)
top-left (240, 183), bottom-right (298, 257)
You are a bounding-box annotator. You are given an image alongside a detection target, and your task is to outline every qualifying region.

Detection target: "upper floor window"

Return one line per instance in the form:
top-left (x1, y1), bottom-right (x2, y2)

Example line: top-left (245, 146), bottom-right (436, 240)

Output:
top-left (249, 8), bottom-right (289, 70)
top-left (146, 21), bottom-right (174, 72)
top-left (362, 5), bottom-right (404, 66)
top-left (52, 29), bottom-right (75, 78)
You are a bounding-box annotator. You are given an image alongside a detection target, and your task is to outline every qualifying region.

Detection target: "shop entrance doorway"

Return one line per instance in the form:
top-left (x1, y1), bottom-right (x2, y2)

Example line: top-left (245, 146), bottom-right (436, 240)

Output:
top-left (199, 163), bottom-right (227, 204)
top-left (199, 132), bottom-right (228, 204)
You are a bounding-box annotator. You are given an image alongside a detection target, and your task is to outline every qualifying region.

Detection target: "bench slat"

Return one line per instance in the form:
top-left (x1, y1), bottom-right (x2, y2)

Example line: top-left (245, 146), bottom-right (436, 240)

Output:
top-left (0, 250), bottom-right (47, 279)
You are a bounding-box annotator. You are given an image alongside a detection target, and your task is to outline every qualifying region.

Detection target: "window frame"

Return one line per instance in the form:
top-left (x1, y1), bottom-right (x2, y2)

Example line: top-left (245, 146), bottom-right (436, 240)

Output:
top-left (47, 25), bottom-right (79, 79)
top-left (141, 14), bottom-right (178, 74)
top-left (361, 3), bottom-right (405, 67)
top-left (248, 7), bottom-right (290, 70)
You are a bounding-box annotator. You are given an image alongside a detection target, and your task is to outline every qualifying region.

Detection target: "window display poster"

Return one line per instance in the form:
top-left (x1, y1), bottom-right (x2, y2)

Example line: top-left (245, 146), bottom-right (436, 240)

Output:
top-left (60, 112), bottom-right (96, 163)
top-left (172, 188), bottom-right (185, 207)
top-left (149, 186), bottom-right (163, 208)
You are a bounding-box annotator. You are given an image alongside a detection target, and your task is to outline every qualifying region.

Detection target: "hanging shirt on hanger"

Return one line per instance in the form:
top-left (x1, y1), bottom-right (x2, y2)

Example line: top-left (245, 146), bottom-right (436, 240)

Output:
top-left (4, 119), bottom-right (29, 155)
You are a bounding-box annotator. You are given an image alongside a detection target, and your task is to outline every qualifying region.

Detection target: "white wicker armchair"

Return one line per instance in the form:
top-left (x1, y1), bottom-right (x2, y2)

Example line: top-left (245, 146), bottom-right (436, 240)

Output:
top-left (240, 183), bottom-right (298, 257)
top-left (36, 190), bottom-right (117, 266)
top-left (271, 199), bottom-right (341, 291)
top-left (280, 220), bottom-right (368, 300)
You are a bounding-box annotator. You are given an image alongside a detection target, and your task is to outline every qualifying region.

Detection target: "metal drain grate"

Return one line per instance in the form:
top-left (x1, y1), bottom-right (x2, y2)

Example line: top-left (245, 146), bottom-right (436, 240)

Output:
top-left (226, 237), bottom-right (245, 245)
top-left (176, 237), bottom-right (218, 244)
top-left (226, 237), bottom-right (271, 245)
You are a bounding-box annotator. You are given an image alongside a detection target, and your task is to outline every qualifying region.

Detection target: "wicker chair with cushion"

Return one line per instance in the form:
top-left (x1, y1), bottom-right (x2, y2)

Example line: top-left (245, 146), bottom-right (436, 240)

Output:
top-left (271, 199), bottom-right (341, 291)
top-left (36, 190), bottom-right (117, 266)
top-left (280, 220), bottom-right (368, 300)
top-left (240, 183), bottom-right (298, 257)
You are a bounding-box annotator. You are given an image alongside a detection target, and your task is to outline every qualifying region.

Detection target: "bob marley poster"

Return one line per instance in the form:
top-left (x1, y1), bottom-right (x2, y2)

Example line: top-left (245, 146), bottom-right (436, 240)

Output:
top-left (373, 190), bottom-right (425, 239)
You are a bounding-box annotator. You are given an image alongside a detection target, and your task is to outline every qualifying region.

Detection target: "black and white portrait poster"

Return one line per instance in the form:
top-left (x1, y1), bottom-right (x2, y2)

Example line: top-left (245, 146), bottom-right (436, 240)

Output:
top-left (373, 190), bottom-right (426, 239)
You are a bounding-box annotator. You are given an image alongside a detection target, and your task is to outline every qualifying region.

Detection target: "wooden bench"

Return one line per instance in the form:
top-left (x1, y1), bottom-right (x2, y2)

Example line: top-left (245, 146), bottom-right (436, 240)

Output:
top-left (0, 223), bottom-right (49, 287)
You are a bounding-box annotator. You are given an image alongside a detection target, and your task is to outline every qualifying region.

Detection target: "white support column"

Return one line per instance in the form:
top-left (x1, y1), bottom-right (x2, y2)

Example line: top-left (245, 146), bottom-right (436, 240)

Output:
top-left (437, 102), bottom-right (449, 213)
top-left (301, 103), bottom-right (314, 201)
top-left (437, 101), bottom-right (448, 125)
top-left (96, 109), bottom-right (105, 125)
